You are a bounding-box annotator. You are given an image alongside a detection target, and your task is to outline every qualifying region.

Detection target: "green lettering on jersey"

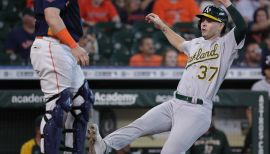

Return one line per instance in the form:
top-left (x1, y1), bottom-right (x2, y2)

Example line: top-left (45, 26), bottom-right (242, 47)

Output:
top-left (186, 44), bottom-right (219, 69)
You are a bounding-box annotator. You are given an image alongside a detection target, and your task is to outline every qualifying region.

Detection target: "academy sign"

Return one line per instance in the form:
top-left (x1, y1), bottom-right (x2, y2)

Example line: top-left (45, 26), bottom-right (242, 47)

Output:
top-left (94, 92), bottom-right (138, 106)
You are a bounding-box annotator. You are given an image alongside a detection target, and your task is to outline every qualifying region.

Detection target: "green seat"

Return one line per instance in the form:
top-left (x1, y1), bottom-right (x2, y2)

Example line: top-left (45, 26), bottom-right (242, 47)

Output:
top-left (0, 8), bottom-right (20, 27)
top-left (0, 48), bottom-right (10, 65)
top-left (152, 31), bottom-right (171, 54)
top-left (112, 30), bottom-right (134, 50)
top-left (93, 22), bottom-right (124, 38)
top-left (132, 21), bottom-right (157, 36)
top-left (0, 21), bottom-right (12, 41)
top-left (111, 45), bottom-right (131, 66)
top-left (172, 22), bottom-right (200, 40)
top-left (97, 34), bottom-right (113, 59)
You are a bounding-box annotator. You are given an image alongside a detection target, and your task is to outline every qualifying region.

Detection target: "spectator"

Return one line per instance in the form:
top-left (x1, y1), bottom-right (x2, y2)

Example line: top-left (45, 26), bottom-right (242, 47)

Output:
top-left (81, 24), bottom-right (98, 54)
top-left (113, 0), bottom-right (154, 24)
top-left (152, 0), bottom-right (200, 27)
top-left (113, 0), bottom-right (128, 23)
top-left (238, 42), bottom-right (262, 67)
top-left (251, 55), bottom-right (270, 98)
top-left (20, 115), bottom-right (42, 154)
top-left (243, 56), bottom-right (270, 153)
top-left (79, 0), bottom-right (120, 26)
top-left (162, 48), bottom-right (178, 67)
top-left (141, 0), bottom-right (155, 14)
top-left (189, 110), bottom-right (231, 154)
top-left (129, 36), bottom-right (162, 66)
top-left (177, 52), bottom-right (188, 67)
top-left (235, 0), bottom-right (260, 22)
top-left (4, 8), bottom-right (35, 65)
top-left (246, 7), bottom-right (270, 44)
top-left (200, 0), bottom-right (222, 10)
top-left (259, 0), bottom-right (270, 17)
top-left (261, 32), bottom-right (270, 64)
top-left (79, 31), bottom-right (99, 65)
top-left (125, 0), bottom-right (147, 25)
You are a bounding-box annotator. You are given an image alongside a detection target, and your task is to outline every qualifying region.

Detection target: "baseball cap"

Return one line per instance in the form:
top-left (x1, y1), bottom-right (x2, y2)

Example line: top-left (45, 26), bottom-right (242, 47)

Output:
top-left (196, 5), bottom-right (228, 23)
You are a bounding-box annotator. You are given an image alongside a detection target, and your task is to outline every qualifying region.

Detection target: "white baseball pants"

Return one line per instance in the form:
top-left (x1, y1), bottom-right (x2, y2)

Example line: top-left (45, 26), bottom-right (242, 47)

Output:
top-left (104, 98), bottom-right (212, 154)
top-left (30, 37), bottom-right (85, 153)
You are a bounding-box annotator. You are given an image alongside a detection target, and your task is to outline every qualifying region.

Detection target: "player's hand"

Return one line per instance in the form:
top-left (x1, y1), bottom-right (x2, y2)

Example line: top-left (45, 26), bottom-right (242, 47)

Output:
top-left (216, 0), bottom-right (232, 7)
top-left (71, 46), bottom-right (89, 66)
top-left (145, 13), bottom-right (166, 30)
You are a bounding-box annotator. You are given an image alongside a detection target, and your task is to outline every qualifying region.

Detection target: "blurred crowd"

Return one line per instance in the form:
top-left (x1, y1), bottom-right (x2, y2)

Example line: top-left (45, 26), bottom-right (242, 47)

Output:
top-left (0, 0), bottom-right (270, 68)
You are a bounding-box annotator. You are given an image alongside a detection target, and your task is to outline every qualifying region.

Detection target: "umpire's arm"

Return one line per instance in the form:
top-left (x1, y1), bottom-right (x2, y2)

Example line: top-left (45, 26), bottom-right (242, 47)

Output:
top-left (145, 13), bottom-right (186, 52)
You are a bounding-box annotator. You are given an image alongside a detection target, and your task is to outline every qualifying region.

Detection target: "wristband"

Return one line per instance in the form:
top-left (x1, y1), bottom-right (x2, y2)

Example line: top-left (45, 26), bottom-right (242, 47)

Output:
top-left (55, 28), bottom-right (78, 49)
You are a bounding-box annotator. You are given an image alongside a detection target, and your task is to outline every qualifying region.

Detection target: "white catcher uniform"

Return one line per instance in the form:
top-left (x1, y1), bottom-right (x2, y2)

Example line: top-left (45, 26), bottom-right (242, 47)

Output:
top-left (102, 28), bottom-right (244, 153)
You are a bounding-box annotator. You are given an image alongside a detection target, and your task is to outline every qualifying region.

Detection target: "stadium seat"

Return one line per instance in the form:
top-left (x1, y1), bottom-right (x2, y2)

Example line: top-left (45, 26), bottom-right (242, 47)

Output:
top-left (97, 34), bottom-right (113, 59)
top-left (172, 22), bottom-right (200, 40)
top-left (0, 47), bottom-right (10, 65)
top-left (152, 31), bottom-right (171, 54)
top-left (111, 44), bottom-right (131, 66)
top-left (132, 21), bottom-right (157, 37)
top-left (112, 30), bottom-right (134, 50)
top-left (0, 22), bottom-right (11, 45)
top-left (93, 22), bottom-right (124, 38)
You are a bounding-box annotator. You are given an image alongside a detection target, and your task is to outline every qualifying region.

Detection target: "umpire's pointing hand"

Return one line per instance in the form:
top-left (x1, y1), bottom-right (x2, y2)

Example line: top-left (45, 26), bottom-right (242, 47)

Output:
top-left (71, 46), bottom-right (89, 66)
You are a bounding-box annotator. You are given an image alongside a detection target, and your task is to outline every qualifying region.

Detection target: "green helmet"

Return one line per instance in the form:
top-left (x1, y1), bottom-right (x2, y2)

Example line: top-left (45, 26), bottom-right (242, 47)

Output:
top-left (196, 5), bottom-right (228, 24)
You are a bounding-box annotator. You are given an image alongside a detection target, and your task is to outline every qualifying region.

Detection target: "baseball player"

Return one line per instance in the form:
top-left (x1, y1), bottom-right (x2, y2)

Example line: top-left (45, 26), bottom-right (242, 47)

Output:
top-left (88, 0), bottom-right (246, 154)
top-left (30, 0), bottom-right (94, 153)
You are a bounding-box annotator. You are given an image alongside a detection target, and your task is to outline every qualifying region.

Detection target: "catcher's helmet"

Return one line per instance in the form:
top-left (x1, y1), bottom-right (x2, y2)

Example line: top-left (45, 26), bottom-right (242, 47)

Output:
top-left (196, 5), bottom-right (228, 24)
top-left (262, 55), bottom-right (270, 76)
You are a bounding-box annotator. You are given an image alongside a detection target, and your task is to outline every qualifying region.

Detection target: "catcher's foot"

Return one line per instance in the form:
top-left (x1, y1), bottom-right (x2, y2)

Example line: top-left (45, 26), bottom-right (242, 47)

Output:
top-left (88, 124), bottom-right (107, 154)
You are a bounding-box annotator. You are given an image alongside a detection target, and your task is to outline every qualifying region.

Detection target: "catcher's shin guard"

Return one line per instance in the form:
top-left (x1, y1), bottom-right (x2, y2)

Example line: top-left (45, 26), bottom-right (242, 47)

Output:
top-left (62, 80), bottom-right (95, 153)
top-left (40, 88), bottom-right (73, 154)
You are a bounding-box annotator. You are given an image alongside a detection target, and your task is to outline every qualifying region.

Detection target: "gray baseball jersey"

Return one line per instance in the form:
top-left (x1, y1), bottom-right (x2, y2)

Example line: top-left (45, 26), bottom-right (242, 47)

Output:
top-left (102, 28), bottom-right (245, 154)
top-left (177, 28), bottom-right (245, 107)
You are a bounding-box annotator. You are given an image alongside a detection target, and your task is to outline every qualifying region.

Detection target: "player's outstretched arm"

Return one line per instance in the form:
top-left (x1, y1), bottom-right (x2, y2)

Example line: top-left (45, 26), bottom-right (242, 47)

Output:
top-left (145, 13), bottom-right (186, 52)
top-left (218, 0), bottom-right (247, 44)
top-left (44, 7), bottom-right (89, 66)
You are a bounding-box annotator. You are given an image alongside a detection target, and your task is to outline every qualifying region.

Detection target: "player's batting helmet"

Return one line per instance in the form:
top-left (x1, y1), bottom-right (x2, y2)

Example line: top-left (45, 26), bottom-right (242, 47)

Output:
top-left (196, 5), bottom-right (228, 34)
top-left (262, 55), bottom-right (270, 76)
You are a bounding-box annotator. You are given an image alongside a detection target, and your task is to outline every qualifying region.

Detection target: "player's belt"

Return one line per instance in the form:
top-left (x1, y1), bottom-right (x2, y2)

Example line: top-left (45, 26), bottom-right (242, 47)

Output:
top-left (175, 93), bottom-right (203, 105)
top-left (36, 36), bottom-right (59, 42)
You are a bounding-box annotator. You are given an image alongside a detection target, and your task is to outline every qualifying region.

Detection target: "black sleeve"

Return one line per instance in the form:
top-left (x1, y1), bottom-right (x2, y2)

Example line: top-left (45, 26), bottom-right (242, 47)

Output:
top-left (226, 5), bottom-right (247, 45)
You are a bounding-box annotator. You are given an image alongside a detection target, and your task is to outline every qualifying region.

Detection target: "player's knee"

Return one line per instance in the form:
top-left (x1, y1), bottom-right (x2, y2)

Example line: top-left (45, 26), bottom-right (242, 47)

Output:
top-left (46, 88), bottom-right (73, 127)
top-left (73, 80), bottom-right (95, 122)
top-left (57, 88), bottom-right (73, 111)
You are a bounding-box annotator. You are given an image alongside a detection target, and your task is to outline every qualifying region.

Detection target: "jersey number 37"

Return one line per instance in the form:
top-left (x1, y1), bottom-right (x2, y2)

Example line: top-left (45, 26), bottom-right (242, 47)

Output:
top-left (197, 65), bottom-right (219, 81)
